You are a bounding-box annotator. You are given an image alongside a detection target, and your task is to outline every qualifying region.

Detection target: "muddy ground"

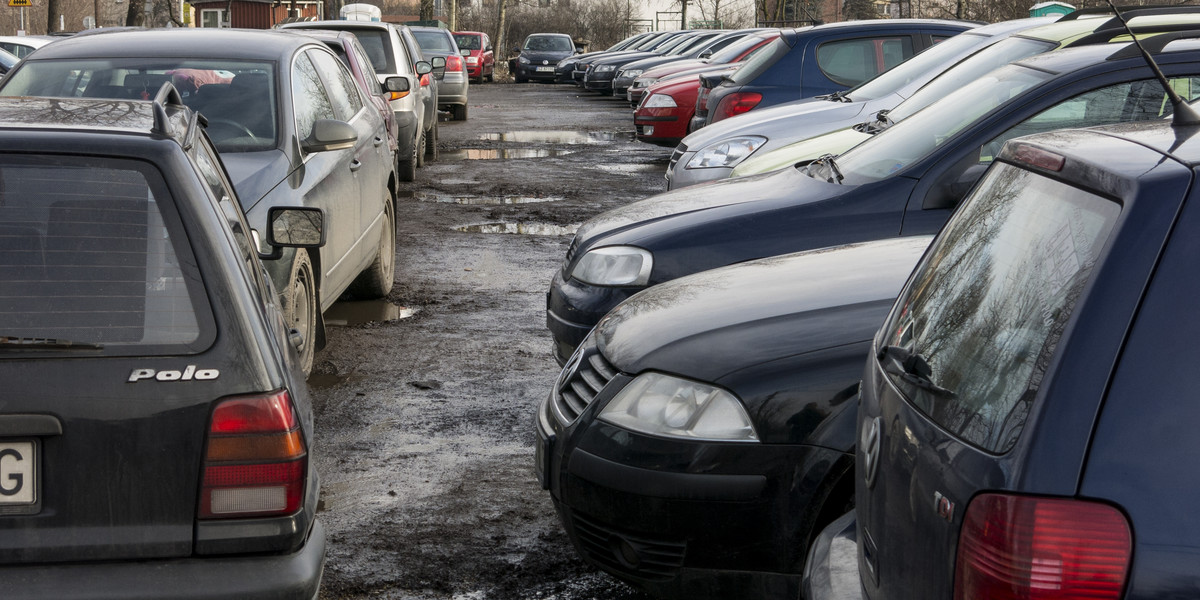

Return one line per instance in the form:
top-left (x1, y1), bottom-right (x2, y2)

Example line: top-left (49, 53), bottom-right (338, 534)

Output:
top-left (312, 81), bottom-right (670, 599)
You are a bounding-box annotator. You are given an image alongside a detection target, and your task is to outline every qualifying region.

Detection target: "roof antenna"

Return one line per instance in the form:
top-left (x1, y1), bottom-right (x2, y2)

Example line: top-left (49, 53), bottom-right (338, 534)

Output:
top-left (1105, 0), bottom-right (1200, 126)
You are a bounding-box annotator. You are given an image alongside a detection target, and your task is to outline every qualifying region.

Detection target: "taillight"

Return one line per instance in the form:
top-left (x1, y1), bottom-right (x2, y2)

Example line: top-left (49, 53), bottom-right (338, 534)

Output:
top-left (955, 493), bottom-right (1132, 600)
top-left (199, 390), bottom-right (307, 519)
top-left (420, 73), bottom-right (431, 87)
top-left (446, 54), bottom-right (464, 72)
top-left (696, 87), bottom-right (710, 112)
top-left (713, 92), bottom-right (762, 122)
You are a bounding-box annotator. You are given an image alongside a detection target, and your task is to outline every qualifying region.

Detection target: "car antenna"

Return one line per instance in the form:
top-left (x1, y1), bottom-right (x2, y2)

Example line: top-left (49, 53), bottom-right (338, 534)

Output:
top-left (1105, 0), bottom-right (1200, 126)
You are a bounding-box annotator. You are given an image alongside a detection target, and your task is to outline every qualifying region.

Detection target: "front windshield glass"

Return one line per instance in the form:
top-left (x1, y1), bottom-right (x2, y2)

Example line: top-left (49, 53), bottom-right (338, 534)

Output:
top-left (635, 32), bottom-right (672, 51)
top-left (654, 34), bottom-right (695, 54)
top-left (833, 64), bottom-right (1050, 183)
top-left (524, 35), bottom-right (574, 52)
top-left (669, 33), bottom-right (716, 56)
top-left (707, 34), bottom-right (774, 63)
top-left (453, 34), bottom-right (481, 50)
top-left (849, 32), bottom-right (986, 102)
top-left (729, 36), bottom-right (789, 84)
top-left (0, 58), bottom-right (278, 153)
top-left (887, 36), bottom-right (1054, 122)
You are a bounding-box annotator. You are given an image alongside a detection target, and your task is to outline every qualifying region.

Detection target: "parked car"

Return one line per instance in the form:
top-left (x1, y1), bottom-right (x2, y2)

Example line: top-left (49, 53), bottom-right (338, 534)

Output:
top-left (634, 62), bottom-right (746, 146)
top-left (668, 5), bottom-right (1200, 189)
top-left (0, 29), bottom-right (399, 374)
top-left (590, 30), bottom-right (725, 97)
top-left (546, 36), bottom-right (1200, 364)
top-left (0, 47), bottom-right (15, 75)
top-left (693, 20), bottom-right (977, 130)
top-left (613, 29), bottom-right (757, 100)
top-left (291, 28), bottom-right (402, 172)
top-left (571, 31), bottom-right (692, 86)
top-left (515, 32), bottom-right (579, 83)
top-left (627, 29), bottom-right (781, 107)
top-left (805, 111), bottom-right (1200, 600)
top-left (0, 91), bottom-right (324, 598)
top-left (453, 30), bottom-right (494, 83)
top-left (0, 34), bottom-right (54, 58)
top-left (412, 26), bottom-right (469, 120)
top-left (278, 20), bottom-right (438, 181)
top-left (538, 236), bottom-right (932, 599)
top-left (555, 31), bottom-right (657, 83)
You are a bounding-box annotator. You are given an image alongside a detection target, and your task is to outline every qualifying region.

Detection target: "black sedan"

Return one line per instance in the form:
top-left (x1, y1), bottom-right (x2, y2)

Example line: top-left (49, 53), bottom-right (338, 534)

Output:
top-left (0, 29), bottom-right (400, 374)
top-left (538, 237), bottom-right (931, 598)
top-left (807, 116), bottom-right (1200, 600)
top-left (514, 32), bottom-right (578, 83)
top-left (546, 36), bottom-right (1200, 365)
top-left (0, 93), bottom-right (323, 598)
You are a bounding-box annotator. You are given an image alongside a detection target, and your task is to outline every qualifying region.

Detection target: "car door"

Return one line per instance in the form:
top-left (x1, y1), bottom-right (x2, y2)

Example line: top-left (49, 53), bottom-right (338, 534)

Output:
top-left (290, 48), bottom-right (361, 303)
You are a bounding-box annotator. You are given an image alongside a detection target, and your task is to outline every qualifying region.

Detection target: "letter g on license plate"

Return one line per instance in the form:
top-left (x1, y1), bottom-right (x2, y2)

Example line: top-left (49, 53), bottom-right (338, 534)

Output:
top-left (0, 440), bottom-right (37, 509)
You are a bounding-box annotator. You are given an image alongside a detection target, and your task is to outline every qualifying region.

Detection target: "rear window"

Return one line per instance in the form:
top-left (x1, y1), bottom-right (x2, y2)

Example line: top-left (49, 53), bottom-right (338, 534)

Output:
top-left (343, 27), bottom-right (399, 75)
top-left (414, 30), bottom-right (456, 52)
top-left (880, 163), bottom-right (1120, 452)
top-left (728, 36), bottom-right (790, 85)
top-left (453, 34), bottom-right (481, 50)
top-left (0, 155), bottom-right (211, 354)
top-left (817, 36), bottom-right (913, 87)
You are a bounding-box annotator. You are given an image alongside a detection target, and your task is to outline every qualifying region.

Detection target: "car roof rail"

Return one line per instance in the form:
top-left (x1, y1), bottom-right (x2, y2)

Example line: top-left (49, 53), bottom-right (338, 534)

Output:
top-left (1101, 0), bottom-right (1200, 127)
top-left (1106, 27), bottom-right (1200, 59)
top-left (1071, 18), bottom-right (1200, 47)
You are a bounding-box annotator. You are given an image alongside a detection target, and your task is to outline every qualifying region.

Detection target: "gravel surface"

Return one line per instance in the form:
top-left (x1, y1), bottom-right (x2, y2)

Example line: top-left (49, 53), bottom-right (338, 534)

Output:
top-left (312, 81), bottom-right (667, 600)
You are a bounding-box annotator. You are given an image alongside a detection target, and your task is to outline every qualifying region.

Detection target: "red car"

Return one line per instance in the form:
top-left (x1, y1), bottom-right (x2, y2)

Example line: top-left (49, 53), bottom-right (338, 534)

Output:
top-left (453, 31), bottom-right (494, 83)
top-left (634, 63), bottom-right (742, 146)
top-left (627, 29), bottom-right (779, 107)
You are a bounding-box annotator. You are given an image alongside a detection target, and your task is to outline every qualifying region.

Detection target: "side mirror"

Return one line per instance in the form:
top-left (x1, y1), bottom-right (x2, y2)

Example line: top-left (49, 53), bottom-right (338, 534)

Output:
top-left (302, 119), bottom-right (357, 153)
top-left (416, 60), bottom-right (432, 75)
top-left (485, 45), bottom-right (493, 52)
top-left (261, 207), bottom-right (326, 259)
top-left (512, 46), bottom-right (520, 54)
top-left (431, 56), bottom-right (446, 68)
top-left (384, 76), bottom-right (410, 93)
top-left (460, 48), bottom-right (471, 57)
top-left (574, 48), bottom-right (583, 54)
top-left (699, 49), bottom-right (713, 59)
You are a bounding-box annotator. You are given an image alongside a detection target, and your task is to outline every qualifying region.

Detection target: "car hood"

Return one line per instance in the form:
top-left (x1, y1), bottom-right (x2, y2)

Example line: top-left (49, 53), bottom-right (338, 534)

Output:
top-left (596, 236), bottom-right (932, 381)
top-left (733, 127), bottom-right (873, 176)
top-left (681, 94), bottom-right (874, 150)
top-left (642, 58), bottom-right (709, 79)
top-left (222, 149), bottom-right (290, 212)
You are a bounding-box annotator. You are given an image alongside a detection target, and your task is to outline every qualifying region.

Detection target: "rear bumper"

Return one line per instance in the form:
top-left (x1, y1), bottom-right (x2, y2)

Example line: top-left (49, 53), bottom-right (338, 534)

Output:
top-left (0, 520), bottom-right (326, 600)
top-left (803, 511), bottom-right (864, 600)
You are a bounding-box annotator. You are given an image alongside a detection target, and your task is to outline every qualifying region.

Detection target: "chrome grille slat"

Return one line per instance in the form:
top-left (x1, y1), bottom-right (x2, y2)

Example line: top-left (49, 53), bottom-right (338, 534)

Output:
top-left (551, 341), bottom-right (619, 426)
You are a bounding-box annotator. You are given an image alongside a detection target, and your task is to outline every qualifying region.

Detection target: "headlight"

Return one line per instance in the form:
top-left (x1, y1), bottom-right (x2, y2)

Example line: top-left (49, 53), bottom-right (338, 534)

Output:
top-left (518, 56), bottom-right (531, 64)
top-left (569, 246), bottom-right (652, 286)
top-left (633, 77), bottom-right (657, 89)
top-left (685, 136), bottom-right (768, 169)
top-left (644, 94), bottom-right (677, 109)
top-left (621, 69), bottom-right (643, 79)
top-left (599, 372), bottom-right (759, 442)
top-left (596, 64), bottom-right (615, 73)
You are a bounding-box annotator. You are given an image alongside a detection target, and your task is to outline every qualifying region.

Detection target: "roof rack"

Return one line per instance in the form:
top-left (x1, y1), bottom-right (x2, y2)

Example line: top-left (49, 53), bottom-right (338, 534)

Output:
top-left (1106, 27), bottom-right (1200, 59)
top-left (150, 82), bottom-right (186, 138)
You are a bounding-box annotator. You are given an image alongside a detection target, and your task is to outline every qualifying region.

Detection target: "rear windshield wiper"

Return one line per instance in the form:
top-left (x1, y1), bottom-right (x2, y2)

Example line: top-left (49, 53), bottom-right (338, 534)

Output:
top-left (877, 345), bottom-right (956, 398)
top-left (0, 336), bottom-right (104, 351)
top-left (807, 153), bottom-right (844, 183)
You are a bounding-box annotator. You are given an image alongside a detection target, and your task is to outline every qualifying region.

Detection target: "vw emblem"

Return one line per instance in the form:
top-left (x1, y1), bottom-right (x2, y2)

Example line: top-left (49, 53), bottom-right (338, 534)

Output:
top-left (542, 59), bottom-right (549, 65)
top-left (557, 351), bottom-right (583, 394)
top-left (862, 416), bottom-right (882, 488)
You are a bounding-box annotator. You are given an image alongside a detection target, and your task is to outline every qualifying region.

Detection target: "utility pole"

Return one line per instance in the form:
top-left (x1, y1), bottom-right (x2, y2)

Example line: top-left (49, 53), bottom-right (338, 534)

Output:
top-left (680, 0), bottom-right (687, 29)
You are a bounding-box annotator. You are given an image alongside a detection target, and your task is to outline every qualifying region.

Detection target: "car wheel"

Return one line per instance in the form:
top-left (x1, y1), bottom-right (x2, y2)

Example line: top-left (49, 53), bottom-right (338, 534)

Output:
top-left (486, 69), bottom-right (494, 82)
top-left (416, 127), bottom-right (426, 168)
top-left (398, 130), bottom-right (418, 182)
top-left (516, 75), bottom-right (527, 83)
top-left (348, 196), bottom-right (396, 299)
top-left (424, 121), bottom-right (439, 161)
top-left (284, 249), bottom-right (318, 376)
top-left (452, 104), bottom-right (468, 121)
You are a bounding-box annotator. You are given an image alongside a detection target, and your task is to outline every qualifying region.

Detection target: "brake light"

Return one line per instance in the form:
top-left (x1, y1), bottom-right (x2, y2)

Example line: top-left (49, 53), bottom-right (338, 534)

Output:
top-left (199, 390), bottom-right (306, 519)
top-left (955, 493), bottom-right (1131, 600)
top-left (446, 54), bottom-right (464, 72)
top-left (696, 87), bottom-right (711, 112)
top-left (1011, 144), bottom-right (1065, 172)
top-left (420, 73), bottom-right (431, 87)
top-left (713, 92), bottom-right (762, 122)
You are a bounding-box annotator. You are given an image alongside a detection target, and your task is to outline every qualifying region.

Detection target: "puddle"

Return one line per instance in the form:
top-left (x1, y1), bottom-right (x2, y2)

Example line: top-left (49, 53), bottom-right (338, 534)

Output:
top-left (477, 130), bottom-right (635, 144)
top-left (307, 371), bottom-right (364, 389)
top-left (324, 300), bottom-right (419, 326)
top-left (455, 222), bottom-right (578, 236)
top-left (595, 163), bottom-right (663, 174)
top-left (414, 192), bottom-right (562, 205)
top-left (442, 148), bottom-right (571, 160)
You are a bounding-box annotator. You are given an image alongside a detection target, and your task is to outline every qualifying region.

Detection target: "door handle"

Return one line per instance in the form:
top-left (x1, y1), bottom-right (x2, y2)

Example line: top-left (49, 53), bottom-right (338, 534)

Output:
top-left (374, 136), bottom-right (384, 147)
top-left (350, 160), bottom-right (363, 172)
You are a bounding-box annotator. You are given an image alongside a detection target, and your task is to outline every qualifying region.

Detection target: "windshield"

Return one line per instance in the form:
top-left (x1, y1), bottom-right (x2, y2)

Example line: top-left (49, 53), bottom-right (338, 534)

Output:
top-left (833, 64), bottom-right (1051, 184)
top-left (524, 35), bottom-right (574, 52)
top-left (654, 34), bottom-right (696, 54)
top-left (670, 33), bottom-right (718, 56)
top-left (414, 30), bottom-right (455, 52)
top-left (0, 58), bottom-right (278, 153)
top-left (728, 36), bottom-right (789, 85)
top-left (707, 33), bottom-right (774, 63)
top-left (849, 32), bottom-right (987, 102)
top-left (887, 36), bottom-right (1054, 122)
top-left (453, 34), bottom-right (481, 50)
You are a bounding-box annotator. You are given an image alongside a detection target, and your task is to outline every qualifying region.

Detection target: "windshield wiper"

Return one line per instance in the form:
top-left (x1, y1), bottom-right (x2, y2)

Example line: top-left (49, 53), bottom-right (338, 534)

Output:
top-left (820, 90), bottom-right (852, 103)
top-left (0, 336), bottom-right (104, 351)
top-left (854, 109), bottom-right (894, 135)
top-left (877, 345), bottom-right (956, 398)
top-left (809, 153), bottom-right (844, 183)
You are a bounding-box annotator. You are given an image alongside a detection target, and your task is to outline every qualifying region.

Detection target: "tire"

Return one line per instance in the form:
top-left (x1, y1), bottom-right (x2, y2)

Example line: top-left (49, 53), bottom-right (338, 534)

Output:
top-left (398, 130), bottom-right (418, 182)
top-left (516, 75), bottom-right (527, 83)
top-left (424, 121), bottom-right (439, 161)
top-left (283, 249), bottom-right (318, 376)
top-left (348, 197), bottom-right (396, 299)
top-left (452, 104), bottom-right (468, 121)
top-left (415, 127), bottom-right (426, 168)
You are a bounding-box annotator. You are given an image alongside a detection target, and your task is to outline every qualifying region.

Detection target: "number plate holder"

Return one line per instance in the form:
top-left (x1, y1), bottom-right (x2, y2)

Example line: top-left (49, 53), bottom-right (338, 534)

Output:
top-left (0, 440), bottom-right (39, 515)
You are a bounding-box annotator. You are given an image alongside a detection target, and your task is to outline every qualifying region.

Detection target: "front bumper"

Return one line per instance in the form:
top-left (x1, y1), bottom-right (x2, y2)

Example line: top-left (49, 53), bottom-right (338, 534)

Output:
top-left (635, 107), bottom-right (688, 146)
top-left (0, 520), bottom-right (326, 600)
top-left (545, 268), bottom-right (640, 365)
top-left (516, 63), bottom-right (560, 81)
top-left (584, 71), bottom-right (615, 92)
top-left (802, 511), bottom-right (864, 600)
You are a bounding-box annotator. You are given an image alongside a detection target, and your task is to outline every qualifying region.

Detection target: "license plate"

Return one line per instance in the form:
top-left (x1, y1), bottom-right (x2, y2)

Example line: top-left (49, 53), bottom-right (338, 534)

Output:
top-left (0, 440), bottom-right (37, 509)
top-left (536, 66), bottom-right (554, 72)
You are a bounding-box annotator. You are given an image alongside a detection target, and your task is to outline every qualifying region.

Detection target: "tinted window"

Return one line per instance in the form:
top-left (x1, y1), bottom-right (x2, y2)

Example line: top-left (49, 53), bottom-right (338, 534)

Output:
top-left (707, 34), bottom-right (774, 64)
top-left (728, 36), bottom-right (789, 85)
top-left (350, 42), bottom-right (384, 94)
top-left (346, 27), bottom-right (398, 75)
top-left (414, 30), bottom-right (455, 52)
top-left (882, 164), bottom-right (1120, 452)
top-left (850, 31), bottom-right (985, 101)
top-left (817, 36), bottom-right (913, 87)
top-left (309, 49), bottom-right (364, 122)
top-left (0, 155), bottom-right (205, 351)
top-left (291, 52), bottom-right (337, 142)
top-left (454, 34), bottom-right (481, 50)
top-left (524, 35), bottom-right (574, 52)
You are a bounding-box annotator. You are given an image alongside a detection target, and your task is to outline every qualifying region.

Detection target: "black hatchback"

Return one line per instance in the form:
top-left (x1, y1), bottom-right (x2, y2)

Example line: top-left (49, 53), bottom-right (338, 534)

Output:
top-left (0, 92), bottom-right (324, 598)
top-left (806, 115), bottom-right (1200, 600)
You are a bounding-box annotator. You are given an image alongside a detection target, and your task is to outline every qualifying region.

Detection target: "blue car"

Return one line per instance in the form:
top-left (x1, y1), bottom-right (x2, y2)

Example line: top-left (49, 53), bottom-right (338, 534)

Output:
top-left (694, 19), bottom-right (977, 129)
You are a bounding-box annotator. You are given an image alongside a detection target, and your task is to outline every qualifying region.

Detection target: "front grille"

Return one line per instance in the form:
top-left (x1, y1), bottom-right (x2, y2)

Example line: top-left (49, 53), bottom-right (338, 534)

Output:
top-left (563, 235), bottom-right (579, 267)
top-left (572, 512), bottom-right (687, 581)
top-left (668, 143), bottom-right (687, 171)
top-left (551, 342), bottom-right (617, 425)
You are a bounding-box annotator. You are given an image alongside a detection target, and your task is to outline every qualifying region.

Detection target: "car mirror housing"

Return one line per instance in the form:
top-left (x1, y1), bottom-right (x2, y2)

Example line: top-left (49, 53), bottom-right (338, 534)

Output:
top-left (574, 48), bottom-right (583, 54)
top-left (431, 56), bottom-right (446, 68)
top-left (262, 207), bottom-right (326, 260)
top-left (384, 76), bottom-right (410, 93)
top-left (301, 119), bottom-right (357, 153)
top-left (416, 60), bottom-right (432, 75)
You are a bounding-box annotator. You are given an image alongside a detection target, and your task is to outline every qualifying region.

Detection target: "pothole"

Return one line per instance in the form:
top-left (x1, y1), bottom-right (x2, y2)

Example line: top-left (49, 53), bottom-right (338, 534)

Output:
top-left (476, 130), bottom-right (635, 144)
top-left (324, 300), bottom-right (419, 326)
top-left (442, 148), bottom-right (572, 160)
top-left (414, 192), bottom-right (563, 205)
top-left (455, 222), bottom-right (578, 236)
top-left (307, 371), bottom-right (365, 389)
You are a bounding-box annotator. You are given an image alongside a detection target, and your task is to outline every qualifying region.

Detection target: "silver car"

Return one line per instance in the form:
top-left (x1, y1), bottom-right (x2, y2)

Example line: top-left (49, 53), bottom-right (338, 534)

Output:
top-left (411, 26), bottom-right (469, 120)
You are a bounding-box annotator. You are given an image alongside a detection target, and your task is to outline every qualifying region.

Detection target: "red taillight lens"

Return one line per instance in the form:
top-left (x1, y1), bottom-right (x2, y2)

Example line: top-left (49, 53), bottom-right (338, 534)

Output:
top-left (696, 87), bottom-right (710, 112)
top-left (420, 73), bottom-right (431, 87)
top-left (713, 92), bottom-right (762, 122)
top-left (955, 493), bottom-right (1132, 600)
top-left (446, 55), bottom-right (464, 72)
top-left (199, 390), bottom-right (307, 519)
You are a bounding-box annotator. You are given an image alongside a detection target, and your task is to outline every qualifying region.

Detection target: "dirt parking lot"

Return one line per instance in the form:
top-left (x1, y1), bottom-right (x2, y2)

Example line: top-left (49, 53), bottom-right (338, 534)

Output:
top-left (313, 81), bottom-right (668, 599)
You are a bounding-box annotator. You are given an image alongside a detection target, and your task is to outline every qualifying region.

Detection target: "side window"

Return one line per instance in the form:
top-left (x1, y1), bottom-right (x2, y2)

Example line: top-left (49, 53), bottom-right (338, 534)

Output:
top-left (292, 51), bottom-right (336, 141)
top-left (309, 49), bottom-right (364, 123)
top-left (351, 43), bottom-right (384, 94)
top-left (192, 140), bottom-right (254, 261)
top-left (817, 37), bottom-right (913, 87)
